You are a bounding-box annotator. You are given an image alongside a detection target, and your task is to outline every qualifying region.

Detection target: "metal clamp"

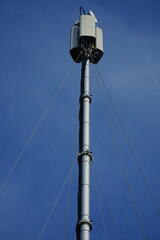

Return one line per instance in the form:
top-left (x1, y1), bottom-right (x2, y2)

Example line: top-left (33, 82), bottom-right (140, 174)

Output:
top-left (77, 218), bottom-right (92, 231)
top-left (80, 93), bottom-right (92, 103)
top-left (78, 150), bottom-right (94, 162)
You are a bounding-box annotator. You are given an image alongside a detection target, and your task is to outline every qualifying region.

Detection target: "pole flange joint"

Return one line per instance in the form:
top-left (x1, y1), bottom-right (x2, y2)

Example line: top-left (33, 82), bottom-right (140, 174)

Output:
top-left (78, 150), bottom-right (94, 162)
top-left (76, 218), bottom-right (93, 231)
top-left (80, 93), bottom-right (92, 103)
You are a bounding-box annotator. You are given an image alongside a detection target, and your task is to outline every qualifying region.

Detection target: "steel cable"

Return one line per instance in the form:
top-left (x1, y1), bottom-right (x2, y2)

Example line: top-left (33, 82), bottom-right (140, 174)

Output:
top-left (93, 64), bottom-right (160, 216)
top-left (35, 53), bottom-right (81, 240)
top-left (0, 56), bottom-right (80, 192)
top-left (36, 159), bottom-right (77, 240)
top-left (0, 79), bottom-right (66, 191)
top-left (63, 123), bottom-right (79, 240)
top-left (92, 63), bottom-right (148, 240)
top-left (92, 163), bottom-right (124, 240)
top-left (91, 164), bottom-right (109, 240)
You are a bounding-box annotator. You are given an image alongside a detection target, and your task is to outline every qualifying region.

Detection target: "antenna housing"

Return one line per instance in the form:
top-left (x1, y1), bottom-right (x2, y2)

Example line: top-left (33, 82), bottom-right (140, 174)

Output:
top-left (70, 12), bottom-right (103, 64)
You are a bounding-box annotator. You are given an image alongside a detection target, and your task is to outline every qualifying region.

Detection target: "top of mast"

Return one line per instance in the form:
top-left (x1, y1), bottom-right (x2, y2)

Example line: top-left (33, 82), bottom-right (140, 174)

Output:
top-left (70, 7), bottom-right (104, 64)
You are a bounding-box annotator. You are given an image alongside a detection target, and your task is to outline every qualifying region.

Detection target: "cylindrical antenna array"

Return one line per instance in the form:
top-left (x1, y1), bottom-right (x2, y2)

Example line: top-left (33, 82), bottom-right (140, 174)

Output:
top-left (70, 9), bottom-right (103, 64)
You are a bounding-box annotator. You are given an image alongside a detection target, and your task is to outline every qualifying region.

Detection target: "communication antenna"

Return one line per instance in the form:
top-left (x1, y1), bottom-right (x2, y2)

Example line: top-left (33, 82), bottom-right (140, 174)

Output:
top-left (70, 7), bottom-right (104, 240)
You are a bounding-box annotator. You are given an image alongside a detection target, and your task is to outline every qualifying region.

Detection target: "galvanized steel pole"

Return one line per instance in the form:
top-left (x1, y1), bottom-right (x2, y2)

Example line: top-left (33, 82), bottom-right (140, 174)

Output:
top-left (76, 59), bottom-right (92, 240)
top-left (69, 9), bottom-right (103, 240)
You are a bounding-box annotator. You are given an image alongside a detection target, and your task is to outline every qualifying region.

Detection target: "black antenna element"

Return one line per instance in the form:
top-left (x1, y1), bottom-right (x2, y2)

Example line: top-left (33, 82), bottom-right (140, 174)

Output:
top-left (80, 6), bottom-right (86, 15)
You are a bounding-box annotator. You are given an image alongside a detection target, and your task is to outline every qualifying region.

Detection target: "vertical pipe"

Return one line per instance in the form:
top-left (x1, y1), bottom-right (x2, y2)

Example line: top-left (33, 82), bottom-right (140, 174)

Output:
top-left (77, 59), bottom-right (92, 240)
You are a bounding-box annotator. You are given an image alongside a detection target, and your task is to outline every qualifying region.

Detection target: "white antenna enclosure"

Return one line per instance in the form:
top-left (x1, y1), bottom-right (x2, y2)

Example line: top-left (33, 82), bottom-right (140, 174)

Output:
top-left (70, 13), bottom-right (103, 64)
top-left (79, 15), bottom-right (96, 39)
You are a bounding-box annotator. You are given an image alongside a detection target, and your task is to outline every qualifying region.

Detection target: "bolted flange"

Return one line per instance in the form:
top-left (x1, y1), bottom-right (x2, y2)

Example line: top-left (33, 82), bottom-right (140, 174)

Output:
top-left (77, 150), bottom-right (94, 162)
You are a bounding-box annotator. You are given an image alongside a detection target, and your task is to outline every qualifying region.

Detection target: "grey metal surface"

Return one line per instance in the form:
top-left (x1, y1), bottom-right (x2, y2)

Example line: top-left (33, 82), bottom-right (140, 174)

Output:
top-left (79, 15), bottom-right (96, 38)
top-left (70, 26), bottom-right (79, 50)
top-left (77, 59), bottom-right (92, 240)
top-left (96, 27), bottom-right (103, 52)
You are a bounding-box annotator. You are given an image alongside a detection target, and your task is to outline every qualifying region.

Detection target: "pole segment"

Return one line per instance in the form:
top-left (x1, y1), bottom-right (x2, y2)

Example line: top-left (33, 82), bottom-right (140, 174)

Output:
top-left (76, 58), bottom-right (92, 240)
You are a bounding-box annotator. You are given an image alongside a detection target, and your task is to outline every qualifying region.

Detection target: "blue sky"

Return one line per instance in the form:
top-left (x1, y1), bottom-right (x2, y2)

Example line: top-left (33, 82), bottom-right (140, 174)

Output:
top-left (1, 0), bottom-right (160, 239)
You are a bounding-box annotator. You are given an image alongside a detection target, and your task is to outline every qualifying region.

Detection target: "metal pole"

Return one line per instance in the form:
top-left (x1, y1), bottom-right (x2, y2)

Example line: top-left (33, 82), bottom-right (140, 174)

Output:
top-left (70, 9), bottom-right (103, 240)
top-left (76, 58), bottom-right (92, 240)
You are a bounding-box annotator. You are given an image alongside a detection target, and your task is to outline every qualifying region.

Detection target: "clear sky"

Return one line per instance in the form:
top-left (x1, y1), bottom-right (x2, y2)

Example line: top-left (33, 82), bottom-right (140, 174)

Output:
top-left (1, 0), bottom-right (160, 239)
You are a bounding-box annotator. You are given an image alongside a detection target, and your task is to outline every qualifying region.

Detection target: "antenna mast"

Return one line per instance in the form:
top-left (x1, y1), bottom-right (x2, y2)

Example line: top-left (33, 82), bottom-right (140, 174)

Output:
top-left (70, 8), bottom-right (103, 240)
